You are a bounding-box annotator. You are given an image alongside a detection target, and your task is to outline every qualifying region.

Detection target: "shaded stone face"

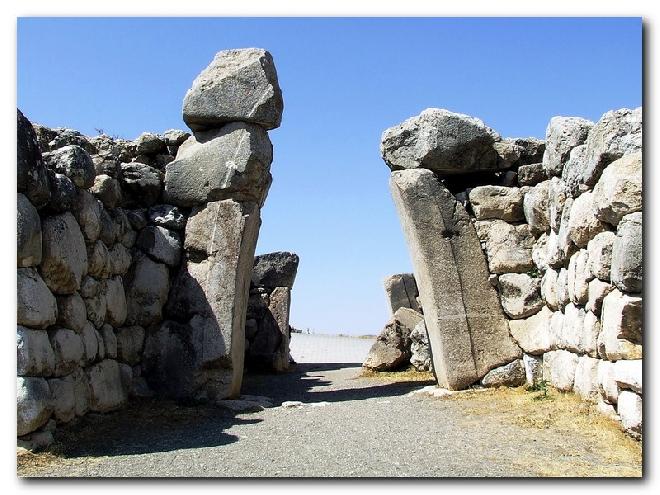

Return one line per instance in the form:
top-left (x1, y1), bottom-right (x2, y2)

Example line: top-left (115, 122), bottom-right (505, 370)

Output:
top-left (251, 252), bottom-right (300, 289)
top-left (383, 273), bottom-right (421, 314)
top-left (389, 169), bottom-right (521, 389)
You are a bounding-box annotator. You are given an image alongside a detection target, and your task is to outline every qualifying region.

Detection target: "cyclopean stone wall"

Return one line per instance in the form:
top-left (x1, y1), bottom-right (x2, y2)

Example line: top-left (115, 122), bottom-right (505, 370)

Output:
top-left (381, 107), bottom-right (642, 438)
top-left (17, 47), bottom-right (286, 448)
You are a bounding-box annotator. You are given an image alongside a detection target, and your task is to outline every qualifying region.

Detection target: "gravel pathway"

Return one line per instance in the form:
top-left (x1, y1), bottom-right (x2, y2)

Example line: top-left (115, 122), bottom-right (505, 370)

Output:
top-left (19, 334), bottom-right (641, 478)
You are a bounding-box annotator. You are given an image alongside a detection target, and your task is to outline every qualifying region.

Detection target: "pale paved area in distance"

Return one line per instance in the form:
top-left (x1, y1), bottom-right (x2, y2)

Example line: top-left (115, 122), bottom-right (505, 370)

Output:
top-left (19, 334), bottom-right (641, 478)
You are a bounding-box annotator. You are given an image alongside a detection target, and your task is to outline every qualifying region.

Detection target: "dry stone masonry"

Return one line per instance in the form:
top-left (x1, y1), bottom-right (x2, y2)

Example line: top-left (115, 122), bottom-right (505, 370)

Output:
top-left (16, 48), bottom-right (288, 449)
top-left (380, 107), bottom-right (642, 438)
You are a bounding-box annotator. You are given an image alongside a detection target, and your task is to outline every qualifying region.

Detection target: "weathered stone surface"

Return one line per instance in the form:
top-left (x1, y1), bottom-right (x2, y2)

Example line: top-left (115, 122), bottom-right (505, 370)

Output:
top-left (86, 240), bottom-right (110, 279)
top-left (548, 311), bottom-right (564, 351)
top-left (116, 326), bottom-right (145, 366)
top-left (17, 110), bottom-right (51, 208)
top-left (48, 375), bottom-right (76, 423)
top-left (40, 212), bottom-right (88, 294)
top-left (531, 233), bottom-right (549, 273)
top-left (383, 273), bottom-right (421, 314)
top-left (45, 171), bottom-right (78, 213)
top-left (522, 181), bottom-right (550, 235)
top-left (17, 268), bottom-right (57, 329)
top-left (497, 273), bottom-right (543, 319)
top-left (100, 324), bottom-right (117, 359)
top-left (245, 287), bottom-right (292, 372)
top-left (522, 353), bottom-right (543, 386)
top-left (72, 190), bottom-right (101, 242)
top-left (547, 177), bottom-right (570, 233)
top-left (108, 243), bottom-right (132, 276)
top-left (104, 276), bottom-right (127, 327)
top-left (80, 321), bottom-right (100, 365)
top-left (560, 144), bottom-right (589, 197)
top-left (566, 192), bottom-right (608, 248)
top-left (614, 360), bottom-right (642, 394)
top-left (599, 289), bottom-right (642, 360)
top-left (410, 320), bottom-right (432, 371)
top-left (119, 162), bottom-right (162, 207)
top-left (251, 251), bottom-right (300, 289)
top-left (481, 359), bottom-right (526, 388)
top-left (597, 360), bottom-right (619, 404)
top-left (90, 174), bottom-right (122, 209)
top-left (573, 355), bottom-right (600, 400)
top-left (98, 209), bottom-right (117, 246)
top-left (617, 390), bottom-right (642, 438)
top-left (546, 199), bottom-right (578, 267)
top-left (363, 316), bottom-right (412, 372)
top-left (540, 268), bottom-right (559, 310)
top-left (586, 279), bottom-right (614, 316)
top-left (79, 276), bottom-right (99, 299)
top-left (48, 328), bottom-right (84, 376)
top-left (17, 193), bottom-right (42, 267)
top-left (558, 303), bottom-right (585, 353)
top-left (381, 109), bottom-right (500, 175)
top-left (587, 231), bottom-right (615, 281)
top-left (182, 48), bottom-right (283, 131)
top-left (581, 107), bottom-right (642, 188)
top-left (124, 253), bottom-right (170, 327)
top-left (84, 292), bottom-right (107, 329)
top-left (56, 293), bottom-right (87, 332)
top-left (17, 326), bottom-right (56, 377)
top-left (567, 249), bottom-right (592, 305)
top-left (147, 200), bottom-right (260, 399)
top-left (582, 311), bottom-right (601, 358)
top-left (542, 350), bottom-right (579, 392)
top-left (468, 186), bottom-right (524, 222)
top-left (17, 377), bottom-right (52, 436)
top-left (556, 268), bottom-right (570, 310)
top-left (517, 163), bottom-right (546, 187)
top-left (164, 123), bottom-right (273, 207)
top-left (42, 145), bottom-right (95, 189)
top-left (611, 212), bottom-right (642, 293)
top-left (134, 132), bottom-right (166, 155)
top-left (148, 204), bottom-right (186, 230)
top-left (136, 226), bottom-right (182, 267)
top-left (475, 220), bottom-right (534, 274)
top-left (86, 359), bottom-right (127, 412)
top-left (592, 152), bottom-right (642, 227)
top-left (390, 169), bottom-right (520, 389)
top-left (508, 306), bottom-right (553, 355)
top-left (70, 368), bottom-right (91, 417)
top-left (542, 116), bottom-right (593, 177)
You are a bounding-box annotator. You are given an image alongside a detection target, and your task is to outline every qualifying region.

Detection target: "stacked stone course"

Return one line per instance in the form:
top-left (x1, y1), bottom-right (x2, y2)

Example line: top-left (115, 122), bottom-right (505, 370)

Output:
top-left (380, 106), bottom-right (642, 438)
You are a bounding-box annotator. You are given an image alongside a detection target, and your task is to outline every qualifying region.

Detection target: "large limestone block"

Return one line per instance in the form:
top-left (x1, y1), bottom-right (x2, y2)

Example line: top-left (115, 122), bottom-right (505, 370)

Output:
top-left (389, 169), bottom-right (520, 389)
top-left (182, 48), bottom-right (283, 131)
top-left (474, 220), bottom-right (534, 274)
top-left (86, 359), bottom-right (127, 412)
top-left (108, 243), bottom-right (132, 276)
top-left (558, 303), bottom-right (585, 353)
top-left (581, 107), bottom-right (642, 188)
top-left (40, 212), bottom-right (88, 294)
top-left (561, 144), bottom-right (589, 196)
top-left (586, 279), bottom-right (614, 316)
top-left (611, 212), bottom-right (642, 293)
top-left (517, 162), bottom-right (546, 187)
top-left (546, 199), bottom-right (578, 267)
top-left (468, 186), bottom-right (524, 222)
top-left (522, 353), bottom-right (543, 386)
top-left (522, 181), bottom-right (550, 235)
top-left (531, 233), bottom-right (549, 273)
top-left (363, 314), bottom-right (412, 371)
top-left (136, 226), bottom-right (182, 267)
top-left (17, 377), bottom-right (52, 436)
top-left (80, 321), bottom-right (100, 365)
top-left (541, 268), bottom-right (559, 310)
top-left (45, 171), bottom-right (77, 213)
top-left (48, 328), bottom-right (84, 376)
top-left (251, 251), bottom-right (300, 289)
top-left (119, 162), bottom-right (162, 207)
top-left (17, 193), bottom-right (42, 267)
top-left (587, 231), bottom-right (616, 281)
top-left (42, 145), bottom-right (96, 189)
top-left (597, 360), bottom-right (619, 404)
top-left (567, 249), bottom-right (592, 305)
top-left (617, 391), bottom-right (642, 438)
top-left (70, 368), bottom-right (91, 417)
top-left (104, 276), bottom-right (127, 327)
top-left (542, 350), bottom-right (579, 391)
top-left (599, 289), bottom-right (642, 360)
top-left (614, 360), bottom-right (642, 394)
top-left (48, 375), bottom-right (76, 423)
top-left (410, 320), bottom-right (432, 371)
top-left (497, 273), bottom-right (543, 319)
top-left (164, 123), bottom-right (273, 207)
top-left (149, 200), bottom-right (260, 399)
top-left (566, 192), bottom-right (608, 249)
top-left (582, 311), bottom-right (601, 358)
top-left (481, 359), bottom-right (526, 388)
top-left (542, 116), bottom-right (593, 177)
top-left (56, 293), bottom-right (87, 333)
top-left (508, 306), bottom-right (553, 355)
top-left (381, 109), bottom-right (500, 175)
top-left (90, 174), bottom-right (122, 209)
top-left (265, 287), bottom-right (293, 372)
top-left (100, 324), bottom-right (117, 359)
top-left (592, 152), bottom-right (642, 226)
top-left (17, 268), bottom-right (57, 328)
top-left (383, 273), bottom-right (421, 314)
top-left (573, 355), bottom-right (600, 400)
top-left (84, 291), bottom-right (107, 329)
top-left (17, 109), bottom-right (50, 208)
top-left (548, 177), bottom-right (570, 233)
top-left (124, 253), bottom-right (170, 327)
top-left (17, 326), bottom-right (56, 377)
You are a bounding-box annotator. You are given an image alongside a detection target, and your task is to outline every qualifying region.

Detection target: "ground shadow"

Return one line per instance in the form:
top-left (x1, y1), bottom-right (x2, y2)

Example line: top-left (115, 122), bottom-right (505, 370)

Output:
top-left (45, 398), bottom-right (262, 459)
top-left (242, 362), bottom-right (435, 405)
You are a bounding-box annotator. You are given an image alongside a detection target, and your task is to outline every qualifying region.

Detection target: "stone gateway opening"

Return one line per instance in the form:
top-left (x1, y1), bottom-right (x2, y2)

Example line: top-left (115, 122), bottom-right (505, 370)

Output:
top-left (17, 46), bottom-right (642, 476)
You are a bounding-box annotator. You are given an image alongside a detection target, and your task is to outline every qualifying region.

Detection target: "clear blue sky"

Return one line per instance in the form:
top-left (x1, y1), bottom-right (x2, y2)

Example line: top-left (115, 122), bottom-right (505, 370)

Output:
top-left (17, 17), bottom-right (641, 335)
